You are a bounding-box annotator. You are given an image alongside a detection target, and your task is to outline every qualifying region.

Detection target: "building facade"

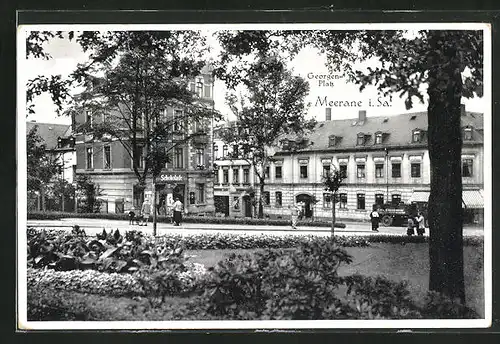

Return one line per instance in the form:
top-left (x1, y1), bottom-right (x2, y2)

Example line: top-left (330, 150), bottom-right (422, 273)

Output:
top-left (212, 135), bottom-right (258, 218)
top-left (217, 106), bottom-right (484, 223)
top-left (74, 66), bottom-right (216, 214)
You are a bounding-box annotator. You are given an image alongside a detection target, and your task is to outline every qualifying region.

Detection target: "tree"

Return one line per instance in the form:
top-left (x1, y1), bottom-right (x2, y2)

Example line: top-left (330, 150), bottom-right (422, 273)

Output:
top-left (26, 126), bottom-right (60, 211)
top-left (27, 31), bottom-right (221, 234)
top-left (76, 175), bottom-right (102, 213)
top-left (214, 29), bottom-right (483, 303)
top-left (218, 55), bottom-right (314, 218)
top-left (323, 169), bottom-right (344, 237)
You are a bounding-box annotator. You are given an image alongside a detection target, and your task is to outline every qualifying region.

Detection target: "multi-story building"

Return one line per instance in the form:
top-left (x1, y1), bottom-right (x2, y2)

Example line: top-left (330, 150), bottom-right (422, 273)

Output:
top-left (26, 121), bottom-right (76, 211)
top-left (212, 132), bottom-right (258, 218)
top-left (216, 106), bottom-right (484, 223)
top-left (26, 121), bottom-right (76, 184)
top-left (73, 65), bottom-right (216, 214)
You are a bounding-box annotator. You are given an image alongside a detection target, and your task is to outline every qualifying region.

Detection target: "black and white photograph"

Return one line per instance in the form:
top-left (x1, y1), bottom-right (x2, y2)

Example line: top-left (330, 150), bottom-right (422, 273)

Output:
top-left (17, 23), bottom-right (491, 329)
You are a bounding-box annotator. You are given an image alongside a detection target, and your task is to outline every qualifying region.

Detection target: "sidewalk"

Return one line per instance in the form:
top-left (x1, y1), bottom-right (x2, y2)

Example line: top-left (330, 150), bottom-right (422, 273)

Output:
top-left (26, 217), bottom-right (485, 237)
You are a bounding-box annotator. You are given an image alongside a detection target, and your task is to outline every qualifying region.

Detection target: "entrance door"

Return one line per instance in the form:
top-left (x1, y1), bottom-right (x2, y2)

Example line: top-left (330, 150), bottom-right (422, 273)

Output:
top-left (173, 184), bottom-right (185, 205)
top-left (243, 195), bottom-right (252, 218)
top-left (296, 194), bottom-right (313, 218)
top-left (214, 196), bottom-right (230, 217)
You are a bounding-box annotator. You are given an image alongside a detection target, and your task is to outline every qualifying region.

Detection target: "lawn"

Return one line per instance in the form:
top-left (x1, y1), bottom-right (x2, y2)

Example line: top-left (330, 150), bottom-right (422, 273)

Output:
top-left (187, 243), bottom-right (484, 317)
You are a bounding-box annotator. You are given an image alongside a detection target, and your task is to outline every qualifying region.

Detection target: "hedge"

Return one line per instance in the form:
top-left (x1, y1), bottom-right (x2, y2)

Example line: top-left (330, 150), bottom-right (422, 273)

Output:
top-left (27, 211), bottom-right (347, 228)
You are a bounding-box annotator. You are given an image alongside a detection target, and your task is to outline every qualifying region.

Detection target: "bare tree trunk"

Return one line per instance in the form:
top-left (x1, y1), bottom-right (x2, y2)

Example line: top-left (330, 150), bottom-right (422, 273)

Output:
top-left (258, 180), bottom-right (265, 219)
top-left (427, 31), bottom-right (465, 303)
top-left (153, 179), bottom-right (158, 236)
top-left (40, 184), bottom-right (46, 212)
top-left (331, 192), bottom-right (336, 237)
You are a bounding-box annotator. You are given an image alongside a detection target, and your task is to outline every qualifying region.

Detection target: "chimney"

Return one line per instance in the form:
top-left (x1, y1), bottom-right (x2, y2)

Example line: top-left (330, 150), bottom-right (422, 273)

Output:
top-left (325, 107), bottom-right (332, 121)
top-left (358, 110), bottom-right (367, 123)
top-left (460, 104), bottom-right (466, 116)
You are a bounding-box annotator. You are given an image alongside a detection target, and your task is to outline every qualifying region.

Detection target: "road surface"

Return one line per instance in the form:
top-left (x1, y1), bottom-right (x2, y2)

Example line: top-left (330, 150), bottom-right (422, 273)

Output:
top-left (25, 217), bottom-right (485, 237)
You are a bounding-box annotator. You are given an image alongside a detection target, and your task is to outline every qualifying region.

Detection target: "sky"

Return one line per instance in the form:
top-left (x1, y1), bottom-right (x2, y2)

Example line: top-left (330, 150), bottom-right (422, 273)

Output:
top-left (22, 29), bottom-right (487, 125)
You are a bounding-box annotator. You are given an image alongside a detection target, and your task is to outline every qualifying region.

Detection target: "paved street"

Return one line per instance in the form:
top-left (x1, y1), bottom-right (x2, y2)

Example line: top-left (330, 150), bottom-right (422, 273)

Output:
top-left (25, 217), bottom-right (485, 237)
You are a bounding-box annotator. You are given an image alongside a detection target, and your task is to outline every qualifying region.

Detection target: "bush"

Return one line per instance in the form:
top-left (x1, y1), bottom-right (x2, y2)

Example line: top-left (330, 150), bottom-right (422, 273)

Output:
top-left (27, 268), bottom-right (145, 297)
top-left (27, 211), bottom-right (347, 228)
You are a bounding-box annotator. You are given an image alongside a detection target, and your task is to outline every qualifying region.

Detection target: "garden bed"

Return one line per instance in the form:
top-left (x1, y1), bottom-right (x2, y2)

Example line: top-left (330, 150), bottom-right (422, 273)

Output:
top-left (26, 227), bottom-right (483, 321)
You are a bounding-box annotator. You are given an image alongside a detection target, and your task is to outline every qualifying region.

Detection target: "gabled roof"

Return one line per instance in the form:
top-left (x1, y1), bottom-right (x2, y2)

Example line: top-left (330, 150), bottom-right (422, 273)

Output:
top-left (26, 121), bottom-right (72, 150)
top-left (277, 111), bottom-right (483, 153)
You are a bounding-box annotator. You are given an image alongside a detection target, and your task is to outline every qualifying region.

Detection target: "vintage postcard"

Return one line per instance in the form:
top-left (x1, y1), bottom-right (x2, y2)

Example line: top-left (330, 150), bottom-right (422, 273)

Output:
top-left (17, 22), bottom-right (492, 330)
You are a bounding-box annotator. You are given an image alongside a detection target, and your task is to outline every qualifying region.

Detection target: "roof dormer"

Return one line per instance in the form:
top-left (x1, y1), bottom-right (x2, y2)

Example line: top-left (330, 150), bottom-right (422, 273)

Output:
top-left (357, 132), bottom-right (370, 146)
top-left (463, 126), bottom-right (473, 141)
top-left (411, 128), bottom-right (426, 143)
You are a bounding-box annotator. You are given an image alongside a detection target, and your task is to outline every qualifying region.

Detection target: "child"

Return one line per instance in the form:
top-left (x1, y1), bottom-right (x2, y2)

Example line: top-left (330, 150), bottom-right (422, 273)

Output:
top-left (407, 217), bottom-right (415, 236)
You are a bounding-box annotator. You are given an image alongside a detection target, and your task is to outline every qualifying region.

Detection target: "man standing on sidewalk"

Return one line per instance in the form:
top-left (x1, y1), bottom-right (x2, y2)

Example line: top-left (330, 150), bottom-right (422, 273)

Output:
top-left (369, 205), bottom-right (380, 232)
top-left (140, 198), bottom-right (152, 226)
top-left (172, 197), bottom-right (183, 226)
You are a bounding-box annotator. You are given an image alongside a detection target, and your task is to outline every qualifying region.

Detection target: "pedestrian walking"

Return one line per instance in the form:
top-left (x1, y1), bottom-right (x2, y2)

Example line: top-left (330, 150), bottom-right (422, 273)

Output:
top-left (290, 203), bottom-right (300, 229)
top-left (369, 205), bottom-right (380, 232)
top-left (172, 197), bottom-right (183, 226)
top-left (416, 212), bottom-right (426, 236)
top-left (140, 198), bottom-right (151, 226)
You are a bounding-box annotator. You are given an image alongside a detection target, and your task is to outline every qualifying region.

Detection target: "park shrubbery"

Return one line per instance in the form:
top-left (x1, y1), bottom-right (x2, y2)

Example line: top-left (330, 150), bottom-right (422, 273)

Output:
top-left (27, 227), bottom-right (479, 321)
top-left (27, 211), bottom-right (347, 228)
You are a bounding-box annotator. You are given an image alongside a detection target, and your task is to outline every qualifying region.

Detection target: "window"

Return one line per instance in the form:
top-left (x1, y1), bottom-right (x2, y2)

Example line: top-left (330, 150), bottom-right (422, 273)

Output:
top-left (204, 84), bottom-right (211, 98)
top-left (411, 162), bottom-right (421, 178)
top-left (174, 147), bottom-right (183, 169)
top-left (357, 193), bottom-right (365, 210)
top-left (196, 148), bottom-right (204, 166)
top-left (85, 110), bottom-right (93, 127)
top-left (264, 166), bottom-right (270, 179)
top-left (232, 168), bottom-right (239, 184)
top-left (195, 77), bottom-right (203, 97)
top-left (233, 196), bottom-right (240, 210)
top-left (412, 130), bottom-right (421, 143)
top-left (275, 165), bottom-right (282, 179)
top-left (323, 164), bottom-right (331, 178)
top-left (233, 145), bottom-right (239, 158)
top-left (213, 143), bottom-right (219, 159)
top-left (223, 145), bottom-right (228, 158)
top-left (197, 183), bottom-right (205, 203)
top-left (173, 110), bottom-right (183, 132)
top-left (323, 193), bottom-right (332, 208)
top-left (328, 136), bottom-right (336, 147)
top-left (214, 168), bottom-right (219, 184)
top-left (391, 162), bottom-right (401, 178)
top-left (357, 164), bottom-right (366, 178)
top-left (357, 133), bottom-right (365, 145)
top-left (339, 164), bottom-right (348, 178)
top-left (134, 145), bottom-right (144, 168)
top-left (339, 193), bottom-right (348, 209)
top-left (375, 163), bottom-right (384, 178)
top-left (462, 158), bottom-right (473, 177)
top-left (243, 168), bottom-right (250, 184)
top-left (375, 194), bottom-right (384, 206)
top-left (392, 194), bottom-right (401, 206)
top-left (189, 192), bottom-right (196, 205)
top-left (275, 192), bottom-right (282, 207)
top-left (300, 165), bottom-right (308, 178)
top-left (375, 133), bottom-right (383, 144)
top-left (263, 191), bottom-right (270, 206)
top-left (223, 169), bottom-right (229, 184)
top-left (86, 147), bottom-right (93, 169)
top-left (464, 128), bottom-right (473, 141)
top-left (104, 145), bottom-right (111, 169)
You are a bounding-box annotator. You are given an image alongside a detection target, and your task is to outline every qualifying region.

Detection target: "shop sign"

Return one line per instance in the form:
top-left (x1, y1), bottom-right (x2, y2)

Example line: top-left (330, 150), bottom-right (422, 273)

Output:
top-left (156, 173), bottom-right (186, 182)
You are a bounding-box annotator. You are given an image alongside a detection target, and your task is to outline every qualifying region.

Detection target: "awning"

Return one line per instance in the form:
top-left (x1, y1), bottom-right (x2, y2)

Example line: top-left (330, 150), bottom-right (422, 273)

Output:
top-left (462, 190), bottom-right (484, 209)
top-left (408, 190), bottom-right (484, 209)
top-left (409, 191), bottom-right (430, 203)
